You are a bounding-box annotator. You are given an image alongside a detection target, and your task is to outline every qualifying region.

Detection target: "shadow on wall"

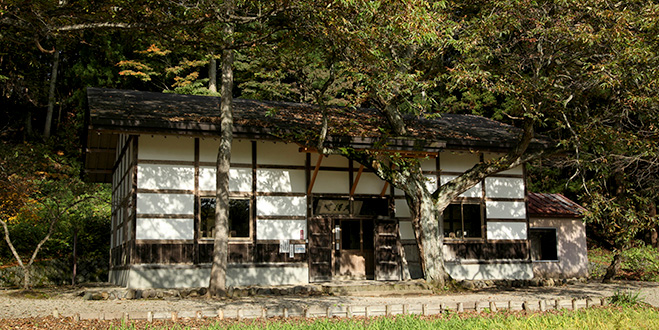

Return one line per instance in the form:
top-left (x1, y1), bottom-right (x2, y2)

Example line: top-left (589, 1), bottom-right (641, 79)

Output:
top-left (532, 218), bottom-right (588, 279)
top-left (445, 262), bottom-right (533, 281)
top-left (127, 265), bottom-right (309, 289)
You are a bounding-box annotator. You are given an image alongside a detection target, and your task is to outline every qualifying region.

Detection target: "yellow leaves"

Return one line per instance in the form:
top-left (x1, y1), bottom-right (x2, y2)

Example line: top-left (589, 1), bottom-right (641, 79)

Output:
top-left (136, 44), bottom-right (171, 56)
top-left (172, 71), bottom-right (200, 88)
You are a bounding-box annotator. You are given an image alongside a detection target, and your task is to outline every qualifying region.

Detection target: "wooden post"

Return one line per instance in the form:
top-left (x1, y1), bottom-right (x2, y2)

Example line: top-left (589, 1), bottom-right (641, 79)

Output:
top-left (123, 312), bottom-right (129, 322)
top-left (53, 309), bottom-right (59, 318)
top-left (283, 308), bottom-right (288, 318)
top-left (196, 311), bottom-right (202, 319)
top-left (522, 301), bottom-right (529, 311)
top-left (385, 305), bottom-right (391, 316)
top-left (439, 302), bottom-right (445, 313)
top-left (365, 306), bottom-right (370, 318)
top-left (346, 306), bottom-right (352, 318)
top-left (539, 300), bottom-right (546, 312)
top-left (171, 312), bottom-right (178, 322)
top-left (217, 309), bottom-right (224, 320)
top-left (403, 304), bottom-right (409, 315)
top-left (586, 298), bottom-right (592, 308)
top-left (457, 303), bottom-right (464, 312)
top-left (489, 302), bottom-right (497, 313)
top-left (572, 299), bottom-right (577, 310)
top-left (508, 301), bottom-right (513, 310)
top-left (262, 308), bottom-right (267, 319)
top-left (147, 311), bottom-right (153, 322)
top-left (601, 298), bottom-right (609, 306)
top-left (73, 313), bottom-right (80, 322)
top-left (555, 299), bottom-right (560, 310)
top-left (326, 306), bottom-right (332, 318)
top-left (304, 308), bottom-right (310, 318)
top-left (422, 304), bottom-right (428, 316)
top-left (237, 309), bottom-right (243, 320)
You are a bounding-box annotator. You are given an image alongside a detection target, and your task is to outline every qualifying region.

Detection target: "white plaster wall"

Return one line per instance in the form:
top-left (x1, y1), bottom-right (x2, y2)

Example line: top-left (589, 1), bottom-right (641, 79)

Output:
top-left (312, 171), bottom-right (350, 194)
top-left (445, 262), bottom-right (533, 280)
top-left (486, 201), bottom-right (527, 219)
top-left (256, 196), bottom-right (306, 216)
top-left (199, 139), bottom-right (252, 164)
top-left (485, 177), bottom-right (525, 199)
top-left (441, 152), bottom-right (480, 172)
top-left (257, 141), bottom-right (305, 165)
top-left (121, 265), bottom-right (309, 288)
top-left (138, 135), bottom-right (194, 161)
top-left (136, 218), bottom-right (194, 240)
top-left (487, 221), bottom-right (528, 240)
top-left (399, 220), bottom-right (415, 240)
top-left (199, 167), bottom-right (252, 192)
top-left (136, 193), bottom-right (194, 215)
top-left (257, 169), bottom-right (306, 193)
top-left (353, 172), bottom-right (386, 195)
top-left (318, 154), bottom-right (348, 167)
top-left (137, 164), bottom-right (195, 190)
top-left (440, 175), bottom-right (482, 198)
top-left (420, 157), bottom-right (437, 171)
top-left (531, 217), bottom-right (589, 279)
top-left (484, 153), bottom-right (524, 175)
top-left (395, 199), bottom-right (411, 218)
top-left (257, 219), bottom-right (307, 240)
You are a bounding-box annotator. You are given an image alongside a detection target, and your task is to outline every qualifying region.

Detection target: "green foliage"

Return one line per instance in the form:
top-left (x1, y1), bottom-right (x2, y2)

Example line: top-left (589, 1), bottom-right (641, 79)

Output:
top-left (609, 290), bottom-right (645, 307)
top-left (588, 246), bottom-right (659, 281)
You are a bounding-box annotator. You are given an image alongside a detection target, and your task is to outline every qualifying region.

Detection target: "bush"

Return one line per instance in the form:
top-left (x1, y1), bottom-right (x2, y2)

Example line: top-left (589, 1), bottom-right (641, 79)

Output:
top-left (588, 245), bottom-right (659, 281)
top-left (609, 290), bottom-right (645, 307)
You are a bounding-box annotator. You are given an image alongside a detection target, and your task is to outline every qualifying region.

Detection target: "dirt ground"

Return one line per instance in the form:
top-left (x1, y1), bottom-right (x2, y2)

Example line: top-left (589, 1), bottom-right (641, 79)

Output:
top-left (1, 280), bottom-right (658, 320)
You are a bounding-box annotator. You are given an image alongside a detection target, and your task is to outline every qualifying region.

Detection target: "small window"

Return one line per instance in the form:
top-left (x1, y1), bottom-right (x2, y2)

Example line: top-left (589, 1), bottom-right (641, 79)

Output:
top-left (530, 228), bottom-right (558, 261)
top-left (200, 198), bottom-right (251, 239)
top-left (443, 203), bottom-right (483, 239)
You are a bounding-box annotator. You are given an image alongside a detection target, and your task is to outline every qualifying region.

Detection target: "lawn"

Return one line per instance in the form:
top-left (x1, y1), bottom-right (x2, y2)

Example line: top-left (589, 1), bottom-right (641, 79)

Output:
top-left (4, 306), bottom-right (658, 330)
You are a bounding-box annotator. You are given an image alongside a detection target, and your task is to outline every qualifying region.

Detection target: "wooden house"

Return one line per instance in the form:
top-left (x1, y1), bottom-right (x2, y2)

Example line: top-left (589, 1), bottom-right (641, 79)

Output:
top-left (84, 87), bottom-right (549, 288)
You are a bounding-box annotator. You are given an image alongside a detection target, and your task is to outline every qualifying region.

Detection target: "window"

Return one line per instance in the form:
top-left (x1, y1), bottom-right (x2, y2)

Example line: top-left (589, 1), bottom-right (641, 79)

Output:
top-left (200, 197), bottom-right (251, 239)
top-left (442, 203), bottom-right (483, 239)
top-left (530, 228), bottom-right (558, 261)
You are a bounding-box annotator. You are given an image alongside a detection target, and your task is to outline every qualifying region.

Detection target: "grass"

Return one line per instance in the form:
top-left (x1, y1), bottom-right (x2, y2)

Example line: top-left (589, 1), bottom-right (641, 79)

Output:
top-left (99, 307), bottom-right (659, 330)
top-left (588, 245), bottom-right (659, 281)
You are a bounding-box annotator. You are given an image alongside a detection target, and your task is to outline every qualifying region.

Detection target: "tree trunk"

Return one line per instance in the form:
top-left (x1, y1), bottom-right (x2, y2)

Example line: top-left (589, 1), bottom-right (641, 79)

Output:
top-left (209, 57), bottom-right (217, 93)
top-left (602, 251), bottom-right (622, 283)
top-left (405, 172), bottom-right (447, 288)
top-left (44, 50), bottom-right (60, 138)
top-left (208, 2), bottom-right (234, 297)
top-left (72, 229), bottom-right (78, 285)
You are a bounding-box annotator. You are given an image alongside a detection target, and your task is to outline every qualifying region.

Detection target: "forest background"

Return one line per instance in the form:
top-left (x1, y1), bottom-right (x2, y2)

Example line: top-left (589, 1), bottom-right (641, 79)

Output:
top-left (0, 0), bottom-right (658, 288)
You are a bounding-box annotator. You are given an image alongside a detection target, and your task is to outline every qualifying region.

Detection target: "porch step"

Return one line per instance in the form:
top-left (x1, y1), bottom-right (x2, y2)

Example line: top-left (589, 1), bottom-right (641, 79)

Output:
top-left (322, 280), bottom-right (434, 296)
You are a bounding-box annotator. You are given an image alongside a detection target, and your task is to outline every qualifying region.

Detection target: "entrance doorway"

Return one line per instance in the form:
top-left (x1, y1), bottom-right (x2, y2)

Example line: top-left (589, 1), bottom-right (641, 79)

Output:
top-left (337, 219), bottom-right (374, 279)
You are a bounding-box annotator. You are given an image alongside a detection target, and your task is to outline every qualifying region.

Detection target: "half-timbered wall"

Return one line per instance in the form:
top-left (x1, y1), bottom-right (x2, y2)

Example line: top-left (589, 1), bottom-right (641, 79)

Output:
top-left (110, 134), bottom-right (533, 288)
top-left (109, 134), bottom-right (137, 285)
top-left (395, 151), bottom-right (532, 281)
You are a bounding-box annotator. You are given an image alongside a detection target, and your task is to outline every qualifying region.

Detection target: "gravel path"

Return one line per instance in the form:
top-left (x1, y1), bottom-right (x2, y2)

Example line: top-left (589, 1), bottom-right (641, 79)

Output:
top-left (1, 281), bottom-right (658, 319)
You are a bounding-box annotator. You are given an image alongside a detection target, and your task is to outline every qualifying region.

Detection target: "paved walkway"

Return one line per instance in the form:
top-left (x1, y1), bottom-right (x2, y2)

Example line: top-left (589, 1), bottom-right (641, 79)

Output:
top-left (1, 281), bottom-right (658, 319)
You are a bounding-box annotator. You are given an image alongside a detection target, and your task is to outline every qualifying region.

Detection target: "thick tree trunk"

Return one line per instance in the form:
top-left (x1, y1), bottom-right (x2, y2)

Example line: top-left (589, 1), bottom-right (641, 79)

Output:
top-left (405, 172), bottom-right (447, 287)
top-left (603, 251), bottom-right (622, 283)
top-left (208, 3), bottom-right (234, 297)
top-left (44, 50), bottom-right (60, 138)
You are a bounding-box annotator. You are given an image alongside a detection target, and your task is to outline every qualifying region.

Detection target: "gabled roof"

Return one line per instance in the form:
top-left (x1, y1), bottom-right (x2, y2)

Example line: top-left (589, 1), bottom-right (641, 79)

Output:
top-left (527, 193), bottom-right (587, 218)
top-left (84, 87), bottom-right (551, 182)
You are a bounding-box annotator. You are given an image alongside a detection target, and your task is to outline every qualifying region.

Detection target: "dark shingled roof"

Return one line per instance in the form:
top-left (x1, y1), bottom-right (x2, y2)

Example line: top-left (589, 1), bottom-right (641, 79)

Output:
top-left (528, 193), bottom-right (587, 218)
top-left (84, 87), bottom-right (552, 182)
